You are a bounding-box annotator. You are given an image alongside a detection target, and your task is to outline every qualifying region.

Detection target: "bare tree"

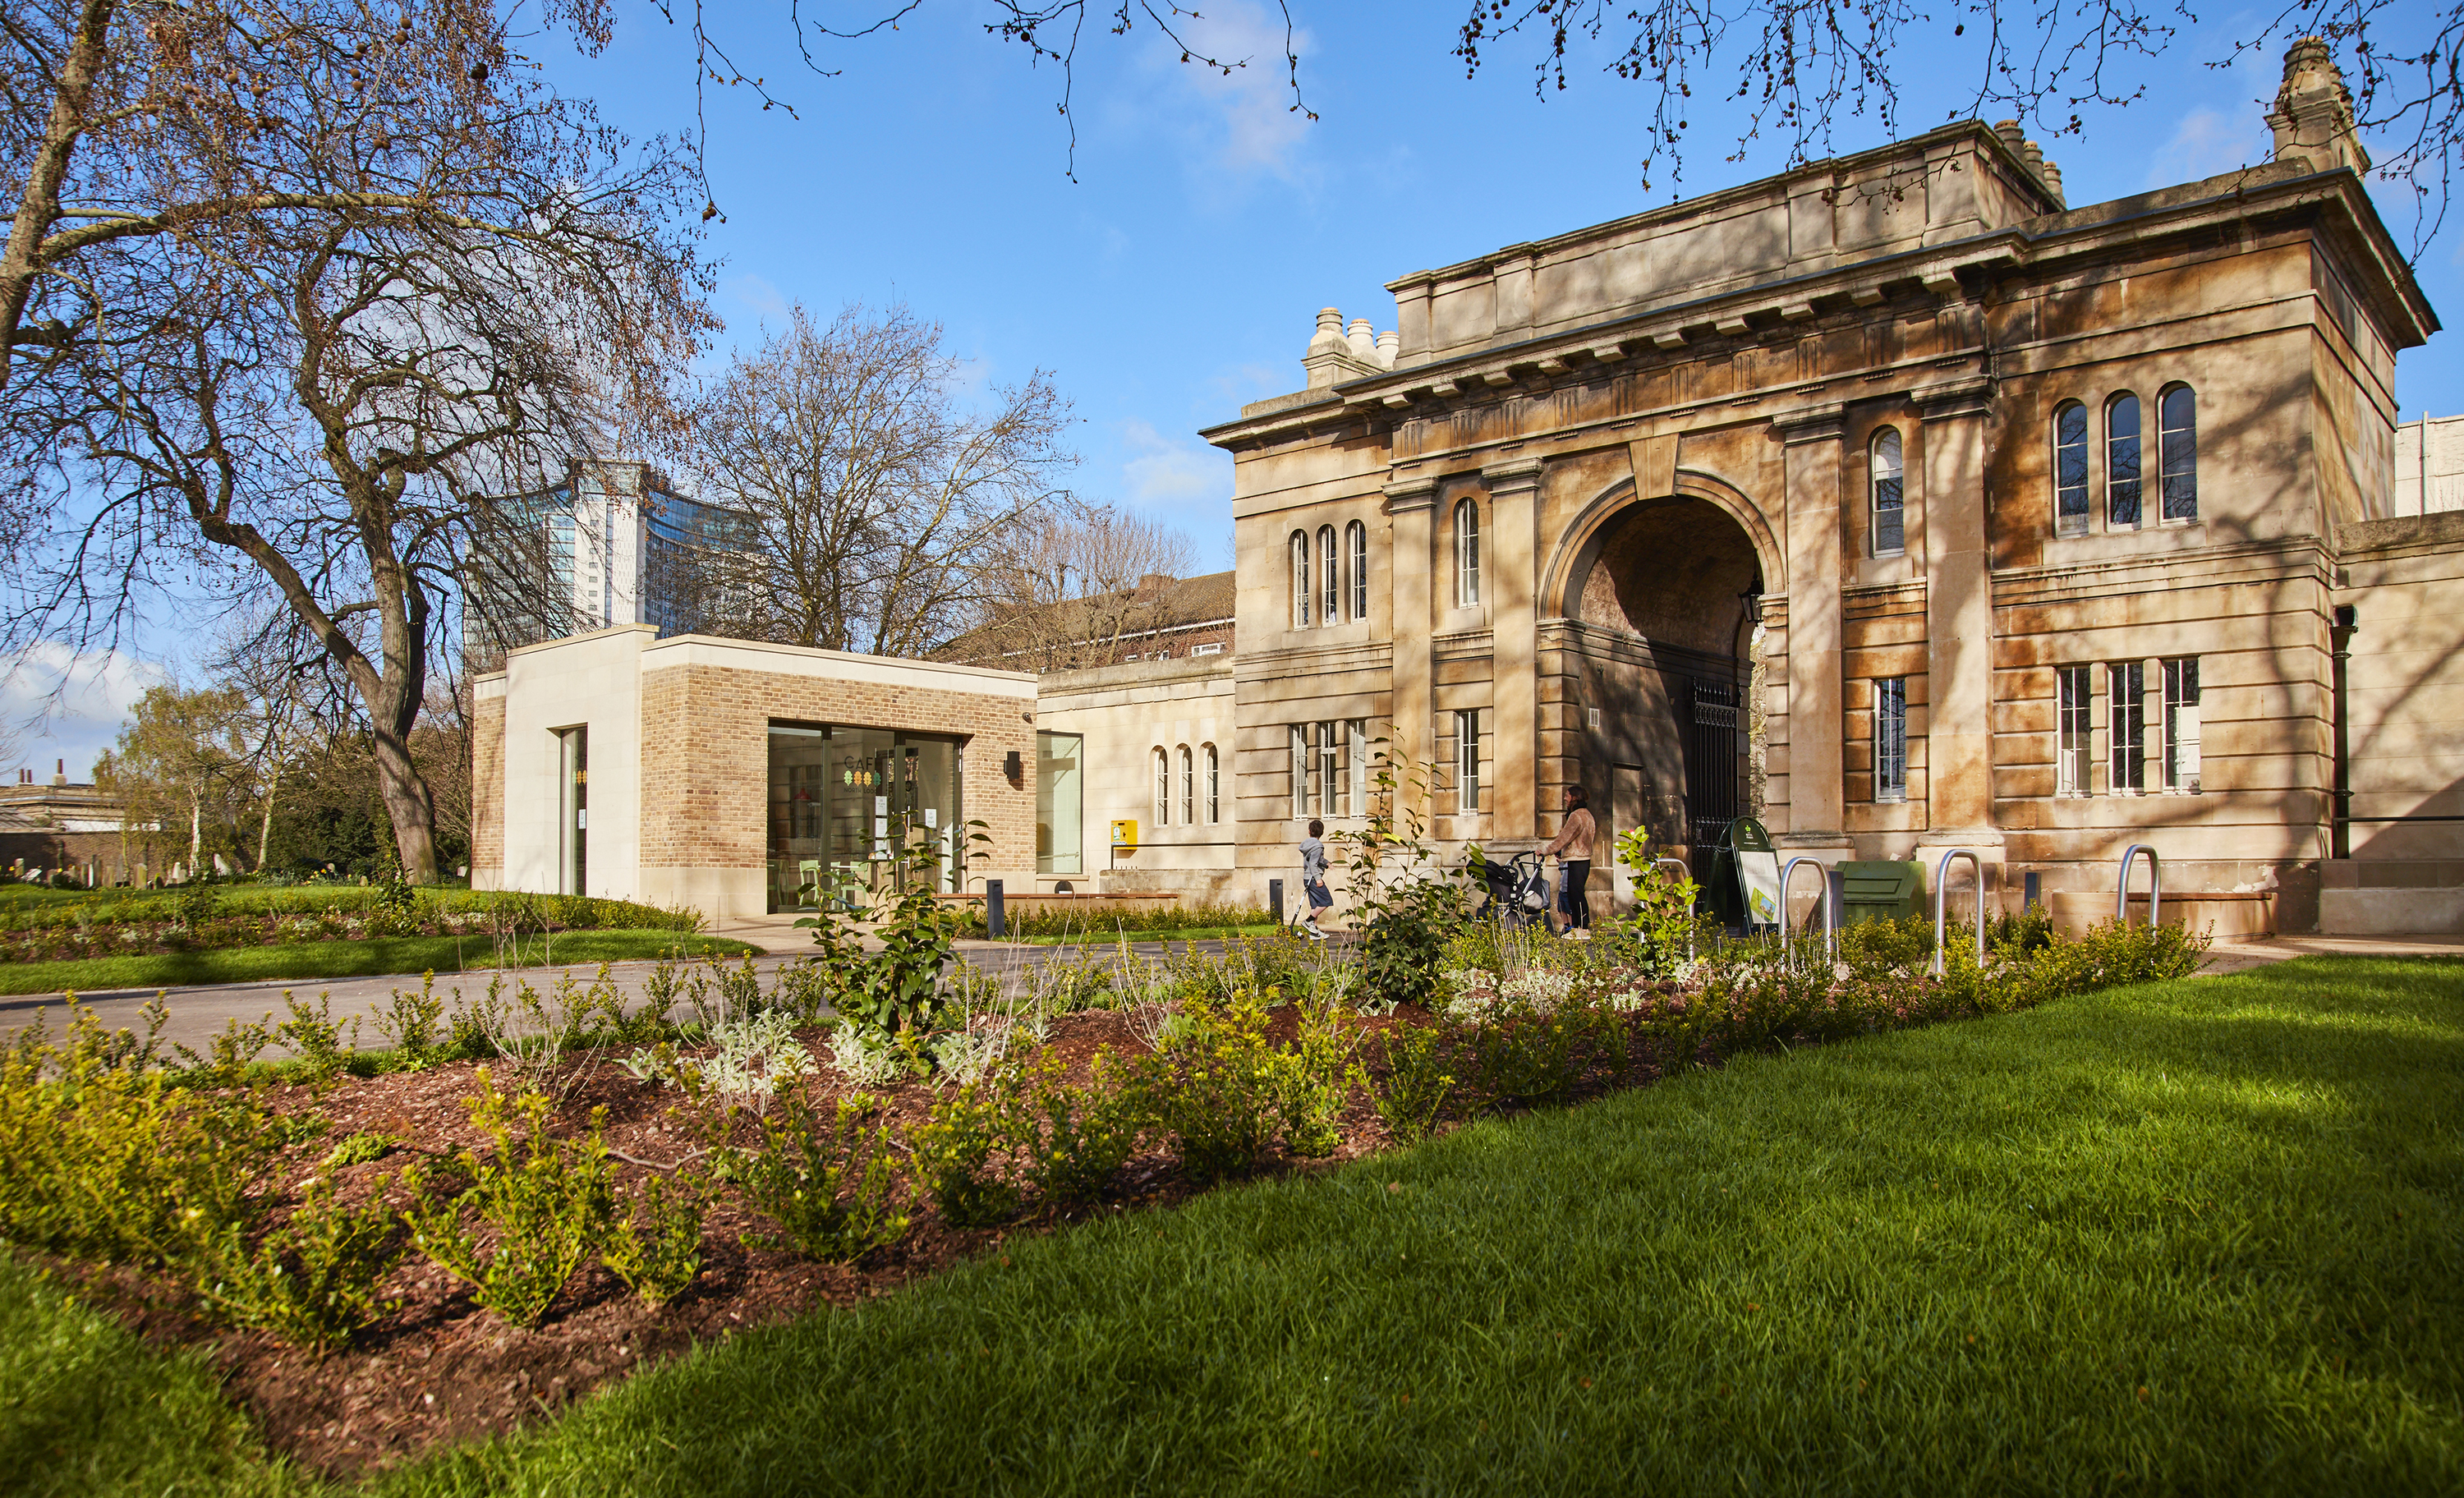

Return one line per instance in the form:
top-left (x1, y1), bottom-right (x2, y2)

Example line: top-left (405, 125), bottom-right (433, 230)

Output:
top-left (956, 502), bottom-right (1197, 670)
top-left (676, 303), bottom-right (1074, 657)
top-left (1454, 2), bottom-right (2464, 250)
top-left (3, 0), bottom-right (708, 883)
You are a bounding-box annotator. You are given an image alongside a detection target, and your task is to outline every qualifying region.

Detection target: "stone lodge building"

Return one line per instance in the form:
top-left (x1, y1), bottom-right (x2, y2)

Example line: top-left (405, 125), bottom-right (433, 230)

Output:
top-left (1198, 42), bottom-right (2453, 934)
top-left (474, 43), bottom-right (2462, 935)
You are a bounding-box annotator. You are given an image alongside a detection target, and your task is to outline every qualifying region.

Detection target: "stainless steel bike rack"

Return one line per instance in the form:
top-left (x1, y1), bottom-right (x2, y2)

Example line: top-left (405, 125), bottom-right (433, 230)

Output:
top-left (1931, 848), bottom-right (1985, 976)
top-left (1780, 856), bottom-right (1836, 961)
top-left (2117, 844), bottom-right (2161, 928)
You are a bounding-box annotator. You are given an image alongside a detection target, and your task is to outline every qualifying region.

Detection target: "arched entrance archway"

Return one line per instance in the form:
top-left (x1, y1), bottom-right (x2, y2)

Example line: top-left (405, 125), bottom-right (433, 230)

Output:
top-left (1547, 491), bottom-right (1768, 887)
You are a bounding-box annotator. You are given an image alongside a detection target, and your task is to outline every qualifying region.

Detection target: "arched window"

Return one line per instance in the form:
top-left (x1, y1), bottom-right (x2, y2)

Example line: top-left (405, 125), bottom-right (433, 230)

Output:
top-left (1455, 499), bottom-right (1482, 606)
top-left (1289, 531), bottom-right (1311, 627)
top-left (1152, 747), bottom-right (1170, 825)
top-left (1346, 521), bottom-right (1368, 621)
top-left (1178, 745), bottom-right (1195, 825)
top-left (2053, 400), bottom-right (2090, 536)
top-left (2106, 393), bottom-right (2143, 528)
top-left (1870, 428), bottom-right (1905, 556)
top-left (2158, 384), bottom-right (2198, 522)
top-left (1317, 526), bottom-right (1339, 624)
top-left (1203, 743), bottom-right (1220, 823)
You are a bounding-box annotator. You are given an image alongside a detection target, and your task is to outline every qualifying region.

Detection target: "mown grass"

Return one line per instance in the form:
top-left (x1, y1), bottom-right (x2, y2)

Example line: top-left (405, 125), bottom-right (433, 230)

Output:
top-left (0, 931), bottom-right (760, 996)
top-left (0, 1253), bottom-right (308, 1496)
top-left (7, 956), bottom-right (2457, 1495)
top-left (374, 954), bottom-right (2462, 1496)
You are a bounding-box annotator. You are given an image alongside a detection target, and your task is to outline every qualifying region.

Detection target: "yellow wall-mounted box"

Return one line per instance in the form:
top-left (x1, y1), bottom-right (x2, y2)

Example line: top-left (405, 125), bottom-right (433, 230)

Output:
top-left (1109, 819), bottom-right (1138, 852)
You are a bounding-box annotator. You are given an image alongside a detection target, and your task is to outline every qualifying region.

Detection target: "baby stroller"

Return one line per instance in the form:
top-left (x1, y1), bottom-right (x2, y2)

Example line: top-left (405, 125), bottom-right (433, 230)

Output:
top-left (1477, 850), bottom-right (1552, 931)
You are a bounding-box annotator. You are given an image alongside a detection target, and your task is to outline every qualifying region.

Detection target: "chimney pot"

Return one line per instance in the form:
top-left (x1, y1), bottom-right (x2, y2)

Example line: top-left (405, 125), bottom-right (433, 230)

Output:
top-left (1347, 318), bottom-right (1377, 361)
top-left (1375, 329), bottom-right (1400, 369)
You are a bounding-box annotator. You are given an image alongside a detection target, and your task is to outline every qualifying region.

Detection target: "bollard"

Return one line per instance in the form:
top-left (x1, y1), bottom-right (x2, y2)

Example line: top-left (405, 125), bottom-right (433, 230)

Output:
top-left (986, 879), bottom-right (1005, 940)
top-left (1269, 878), bottom-right (1285, 926)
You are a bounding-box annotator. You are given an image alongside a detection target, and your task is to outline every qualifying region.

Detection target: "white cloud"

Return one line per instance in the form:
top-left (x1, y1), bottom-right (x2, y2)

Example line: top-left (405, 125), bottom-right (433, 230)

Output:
top-left (0, 643), bottom-right (165, 783)
top-left (1151, 0), bottom-right (1317, 179)
top-left (1119, 418), bottom-right (1230, 509)
top-left (722, 272), bottom-right (791, 324)
top-left (2146, 107), bottom-right (2267, 189)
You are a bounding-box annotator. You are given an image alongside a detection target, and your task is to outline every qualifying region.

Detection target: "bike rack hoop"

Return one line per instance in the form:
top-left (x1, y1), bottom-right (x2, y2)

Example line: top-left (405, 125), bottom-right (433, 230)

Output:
top-left (1779, 856), bottom-right (1837, 962)
top-left (1931, 848), bottom-right (1986, 976)
top-left (2117, 844), bottom-right (2161, 928)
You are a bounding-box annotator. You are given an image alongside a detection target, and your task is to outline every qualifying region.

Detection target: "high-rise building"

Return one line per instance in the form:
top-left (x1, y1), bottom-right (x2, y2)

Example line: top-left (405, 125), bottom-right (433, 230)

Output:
top-left (467, 461), bottom-right (761, 666)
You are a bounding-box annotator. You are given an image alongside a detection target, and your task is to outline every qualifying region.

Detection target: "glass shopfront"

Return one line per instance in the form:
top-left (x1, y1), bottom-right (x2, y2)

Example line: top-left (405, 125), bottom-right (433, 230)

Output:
top-left (1037, 730), bottom-right (1083, 875)
top-left (767, 723), bottom-right (964, 912)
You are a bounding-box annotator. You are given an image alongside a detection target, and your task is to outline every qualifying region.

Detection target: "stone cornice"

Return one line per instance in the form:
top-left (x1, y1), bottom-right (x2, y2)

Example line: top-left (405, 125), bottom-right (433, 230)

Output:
top-left (1770, 402), bottom-right (1848, 446)
top-left (1478, 455), bottom-right (1545, 492)
top-left (1200, 164), bottom-right (2432, 455)
top-left (1915, 374), bottom-right (1994, 423)
top-left (1381, 476), bottom-right (1439, 512)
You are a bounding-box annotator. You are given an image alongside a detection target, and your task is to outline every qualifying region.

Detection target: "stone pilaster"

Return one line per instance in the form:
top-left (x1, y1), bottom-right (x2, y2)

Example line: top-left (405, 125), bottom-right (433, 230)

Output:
top-left (1484, 455), bottom-right (1545, 840)
top-left (1772, 403), bottom-right (1850, 856)
top-left (1917, 375), bottom-right (2003, 899)
top-left (1383, 475), bottom-right (1438, 771)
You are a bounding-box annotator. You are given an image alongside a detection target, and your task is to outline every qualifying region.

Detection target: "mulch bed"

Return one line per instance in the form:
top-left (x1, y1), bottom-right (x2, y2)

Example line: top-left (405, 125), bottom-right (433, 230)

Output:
top-left (51, 1005), bottom-right (1422, 1482)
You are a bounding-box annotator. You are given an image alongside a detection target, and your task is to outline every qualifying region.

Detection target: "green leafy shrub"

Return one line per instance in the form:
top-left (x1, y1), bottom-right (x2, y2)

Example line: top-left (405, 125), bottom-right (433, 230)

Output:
top-left (1131, 999), bottom-right (1284, 1183)
top-left (319, 1130), bottom-right (398, 1169)
top-left (602, 1172), bottom-right (707, 1307)
top-left (732, 1091), bottom-right (910, 1262)
top-left (1838, 913), bottom-right (1935, 976)
top-left (276, 990), bottom-right (358, 1079)
top-left (1023, 1053), bottom-right (1142, 1208)
top-left (172, 1011), bottom-right (274, 1086)
top-left (372, 974), bottom-right (448, 1065)
top-left (1335, 749), bottom-right (1469, 1009)
top-left (910, 1079), bottom-right (1023, 1228)
top-left (402, 1070), bottom-right (612, 1328)
top-left (183, 1173), bottom-right (406, 1353)
top-left (0, 1006), bottom-right (283, 1266)
top-left (1363, 1021), bottom-right (1456, 1143)
top-left (1275, 999), bottom-right (1355, 1158)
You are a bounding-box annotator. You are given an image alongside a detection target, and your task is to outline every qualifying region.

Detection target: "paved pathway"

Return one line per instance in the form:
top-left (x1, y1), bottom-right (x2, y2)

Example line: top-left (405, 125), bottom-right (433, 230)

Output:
top-left (2194, 932), bottom-right (2464, 976)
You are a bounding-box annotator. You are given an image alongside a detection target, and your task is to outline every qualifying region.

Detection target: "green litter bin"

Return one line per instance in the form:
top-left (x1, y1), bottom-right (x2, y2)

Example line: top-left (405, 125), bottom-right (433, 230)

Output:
top-left (1838, 861), bottom-right (1924, 926)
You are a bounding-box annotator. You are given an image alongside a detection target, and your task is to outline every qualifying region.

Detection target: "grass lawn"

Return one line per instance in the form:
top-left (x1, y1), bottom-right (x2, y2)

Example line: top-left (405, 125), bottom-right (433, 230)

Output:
top-left (0, 1255), bottom-right (307, 1496)
top-left (0, 931), bottom-right (761, 996)
top-left (10, 955), bottom-right (2458, 1494)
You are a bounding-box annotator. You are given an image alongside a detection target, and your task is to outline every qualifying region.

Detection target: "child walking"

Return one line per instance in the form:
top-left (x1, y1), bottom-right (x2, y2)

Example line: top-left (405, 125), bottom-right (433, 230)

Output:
top-left (1297, 818), bottom-right (1333, 940)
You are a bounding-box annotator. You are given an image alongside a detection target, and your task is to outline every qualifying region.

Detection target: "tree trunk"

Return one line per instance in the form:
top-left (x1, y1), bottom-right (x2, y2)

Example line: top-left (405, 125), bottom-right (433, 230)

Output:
top-left (257, 760), bottom-right (279, 874)
top-left (187, 783), bottom-right (201, 876)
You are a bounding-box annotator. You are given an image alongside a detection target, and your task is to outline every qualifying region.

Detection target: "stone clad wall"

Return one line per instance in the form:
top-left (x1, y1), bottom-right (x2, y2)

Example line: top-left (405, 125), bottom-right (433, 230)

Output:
top-left (1204, 103), bottom-right (2441, 932)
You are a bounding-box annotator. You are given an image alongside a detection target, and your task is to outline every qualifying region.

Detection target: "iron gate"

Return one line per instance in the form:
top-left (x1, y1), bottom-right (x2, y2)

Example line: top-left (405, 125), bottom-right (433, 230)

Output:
top-left (1685, 677), bottom-right (1740, 842)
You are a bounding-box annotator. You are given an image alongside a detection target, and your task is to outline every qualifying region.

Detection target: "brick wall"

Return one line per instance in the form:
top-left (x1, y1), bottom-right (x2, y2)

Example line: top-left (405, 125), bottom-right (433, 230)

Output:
top-left (471, 692), bottom-right (506, 885)
top-left (635, 663), bottom-right (1037, 883)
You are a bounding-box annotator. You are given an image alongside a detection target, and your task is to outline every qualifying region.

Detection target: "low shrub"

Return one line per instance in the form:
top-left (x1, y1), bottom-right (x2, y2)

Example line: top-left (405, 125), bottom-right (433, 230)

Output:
top-left (402, 1071), bottom-right (612, 1328)
top-left (730, 1090), bottom-right (909, 1263)
top-left (183, 1173), bottom-right (406, 1353)
top-left (1021, 1054), bottom-right (1142, 1208)
top-left (910, 1079), bottom-right (1023, 1228)
top-left (1363, 1021), bottom-right (1456, 1144)
top-left (601, 1172), bottom-right (707, 1307)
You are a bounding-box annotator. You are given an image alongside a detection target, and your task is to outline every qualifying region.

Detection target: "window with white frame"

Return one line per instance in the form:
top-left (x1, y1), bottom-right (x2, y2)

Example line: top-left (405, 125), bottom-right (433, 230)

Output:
top-left (2158, 384), bottom-right (2198, 522)
top-left (1348, 719), bottom-right (1368, 818)
top-left (1454, 499), bottom-right (1481, 606)
top-left (1871, 428), bottom-right (1905, 555)
top-left (2162, 657), bottom-right (2200, 792)
top-left (1203, 743), bottom-right (1219, 824)
top-left (1347, 521), bottom-right (1368, 622)
top-left (1289, 531), bottom-right (1311, 627)
top-left (2110, 660), bottom-right (2146, 793)
top-left (1874, 678), bottom-right (1908, 802)
top-left (2053, 400), bottom-right (2090, 537)
top-left (2057, 664), bottom-right (2093, 796)
top-left (1179, 745), bottom-right (1195, 825)
top-left (2107, 393), bottom-right (2143, 528)
top-left (1317, 526), bottom-right (1339, 625)
top-left (1289, 720), bottom-right (1361, 818)
top-left (1289, 724), bottom-right (1311, 817)
top-left (1153, 747), bottom-right (1172, 825)
top-left (1455, 708), bottom-right (1483, 812)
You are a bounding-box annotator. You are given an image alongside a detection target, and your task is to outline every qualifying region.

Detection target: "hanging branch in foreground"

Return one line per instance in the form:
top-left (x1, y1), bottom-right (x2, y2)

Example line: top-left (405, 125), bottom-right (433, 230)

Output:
top-left (1452, 0), bottom-right (2464, 253)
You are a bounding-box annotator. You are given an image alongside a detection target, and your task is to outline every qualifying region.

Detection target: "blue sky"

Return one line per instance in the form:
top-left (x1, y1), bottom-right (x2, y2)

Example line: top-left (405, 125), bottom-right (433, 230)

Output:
top-left (9, 1), bottom-right (2459, 779)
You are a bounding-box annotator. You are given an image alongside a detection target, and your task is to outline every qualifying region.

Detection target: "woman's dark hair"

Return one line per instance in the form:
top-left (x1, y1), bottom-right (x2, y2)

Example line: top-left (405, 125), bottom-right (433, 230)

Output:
top-left (1308, 819), bottom-right (1325, 838)
top-left (1564, 784), bottom-right (1589, 808)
